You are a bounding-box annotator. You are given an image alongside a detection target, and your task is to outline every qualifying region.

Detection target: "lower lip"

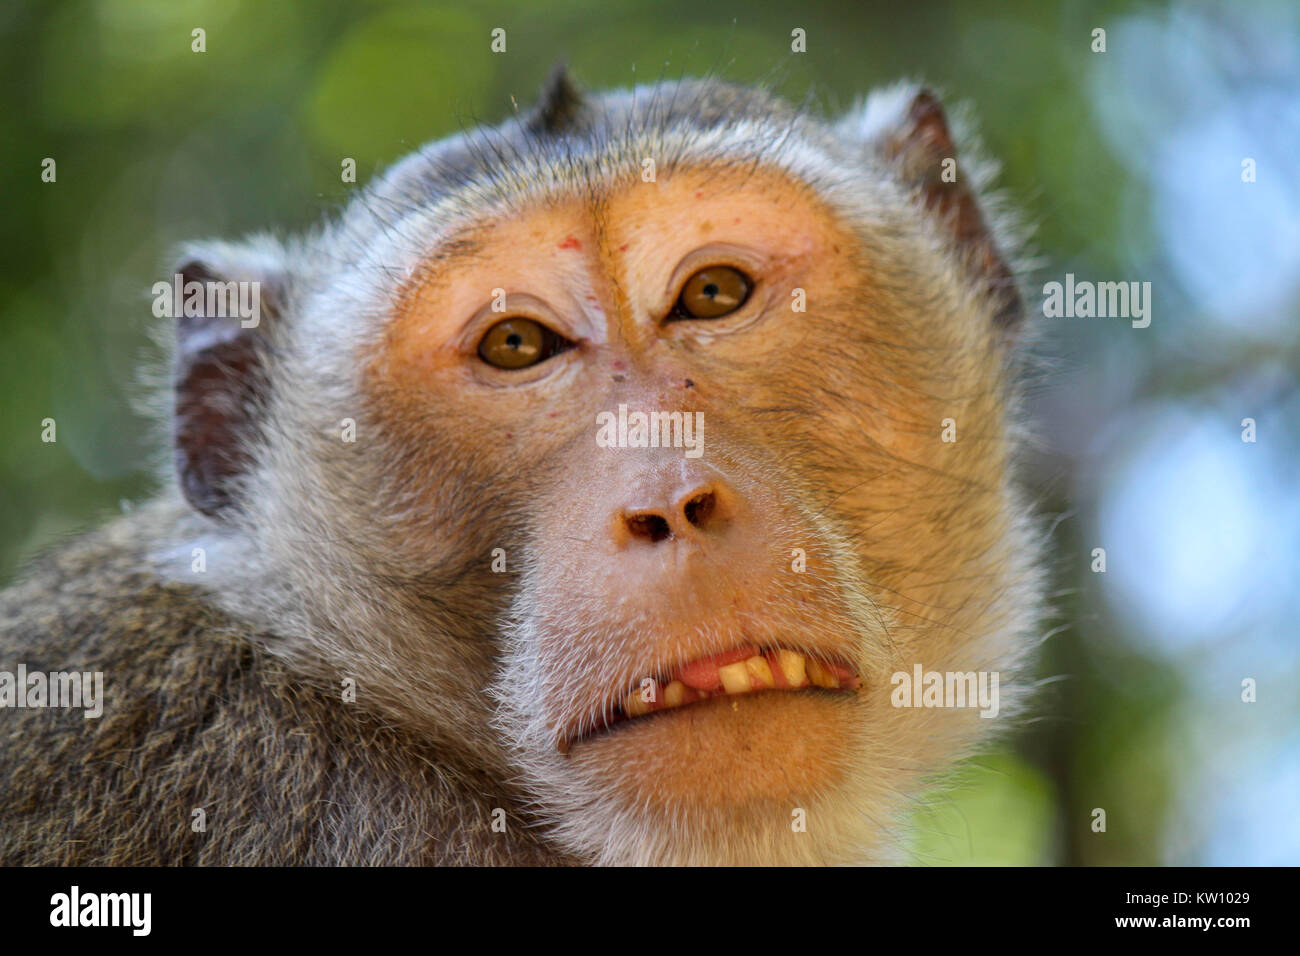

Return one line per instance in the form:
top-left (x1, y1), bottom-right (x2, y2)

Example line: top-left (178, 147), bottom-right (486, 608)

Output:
top-left (565, 684), bottom-right (858, 753)
top-left (568, 668), bottom-right (858, 750)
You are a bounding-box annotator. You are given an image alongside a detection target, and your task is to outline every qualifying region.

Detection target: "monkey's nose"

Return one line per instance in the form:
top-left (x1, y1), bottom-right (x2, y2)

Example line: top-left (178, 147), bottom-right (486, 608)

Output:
top-left (619, 484), bottom-right (728, 545)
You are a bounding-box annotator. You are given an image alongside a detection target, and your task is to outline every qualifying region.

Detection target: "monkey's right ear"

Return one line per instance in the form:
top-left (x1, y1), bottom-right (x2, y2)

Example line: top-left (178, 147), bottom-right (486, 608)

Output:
top-left (170, 241), bottom-right (285, 519)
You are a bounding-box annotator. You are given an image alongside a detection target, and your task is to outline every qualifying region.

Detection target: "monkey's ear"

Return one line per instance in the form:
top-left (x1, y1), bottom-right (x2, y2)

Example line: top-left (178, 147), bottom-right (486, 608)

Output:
top-left (839, 86), bottom-right (1022, 331)
top-left (170, 241), bottom-right (285, 519)
top-left (525, 63), bottom-right (586, 136)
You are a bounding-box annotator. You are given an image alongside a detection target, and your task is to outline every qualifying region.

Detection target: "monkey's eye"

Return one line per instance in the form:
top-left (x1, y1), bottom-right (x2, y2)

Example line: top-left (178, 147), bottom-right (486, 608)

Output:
top-left (671, 266), bottom-right (753, 320)
top-left (477, 318), bottom-right (572, 369)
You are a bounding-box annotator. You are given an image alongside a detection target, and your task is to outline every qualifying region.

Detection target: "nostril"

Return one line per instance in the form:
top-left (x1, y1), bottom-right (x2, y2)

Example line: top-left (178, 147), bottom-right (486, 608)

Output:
top-left (619, 485), bottom-right (727, 545)
top-left (625, 512), bottom-right (672, 543)
top-left (683, 491), bottom-right (716, 529)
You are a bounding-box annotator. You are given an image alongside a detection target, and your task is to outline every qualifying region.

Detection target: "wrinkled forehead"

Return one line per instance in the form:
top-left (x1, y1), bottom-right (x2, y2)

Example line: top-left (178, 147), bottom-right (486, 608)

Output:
top-left (370, 83), bottom-right (828, 203)
top-left (344, 82), bottom-right (892, 241)
top-left (302, 85), bottom-right (902, 356)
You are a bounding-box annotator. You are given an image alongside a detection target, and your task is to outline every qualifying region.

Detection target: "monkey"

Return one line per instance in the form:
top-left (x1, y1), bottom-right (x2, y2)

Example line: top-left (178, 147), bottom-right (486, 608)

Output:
top-left (0, 68), bottom-right (1043, 866)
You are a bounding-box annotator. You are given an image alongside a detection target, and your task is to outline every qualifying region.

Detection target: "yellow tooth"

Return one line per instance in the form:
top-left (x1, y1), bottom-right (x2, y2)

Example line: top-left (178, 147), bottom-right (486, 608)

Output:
top-left (664, 680), bottom-right (686, 708)
top-left (745, 656), bottom-right (775, 688)
top-left (717, 661), bottom-right (752, 695)
top-left (776, 649), bottom-right (806, 686)
top-left (624, 691), bottom-right (653, 717)
top-left (807, 659), bottom-right (840, 689)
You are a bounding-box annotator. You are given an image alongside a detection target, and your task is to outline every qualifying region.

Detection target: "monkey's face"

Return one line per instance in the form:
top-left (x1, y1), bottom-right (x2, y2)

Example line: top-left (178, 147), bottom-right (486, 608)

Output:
top-left (361, 161), bottom-right (1036, 864)
top-left (170, 80), bottom-right (1040, 864)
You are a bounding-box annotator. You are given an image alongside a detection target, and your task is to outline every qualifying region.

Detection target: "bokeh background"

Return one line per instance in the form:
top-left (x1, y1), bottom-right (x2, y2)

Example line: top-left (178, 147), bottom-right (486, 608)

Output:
top-left (1, 0), bottom-right (1296, 864)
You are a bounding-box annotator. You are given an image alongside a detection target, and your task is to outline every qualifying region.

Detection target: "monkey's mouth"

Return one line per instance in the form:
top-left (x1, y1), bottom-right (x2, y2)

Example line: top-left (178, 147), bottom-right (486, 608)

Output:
top-left (560, 646), bottom-right (860, 753)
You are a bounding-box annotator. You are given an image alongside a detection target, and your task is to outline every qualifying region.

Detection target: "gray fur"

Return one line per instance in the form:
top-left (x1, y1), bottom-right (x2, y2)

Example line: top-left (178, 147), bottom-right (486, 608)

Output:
top-left (0, 73), bottom-right (1039, 865)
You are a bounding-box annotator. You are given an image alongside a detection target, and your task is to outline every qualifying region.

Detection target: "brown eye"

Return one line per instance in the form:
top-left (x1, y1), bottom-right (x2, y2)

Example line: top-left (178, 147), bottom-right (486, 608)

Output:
top-left (673, 266), bottom-right (753, 320)
top-left (477, 318), bottom-right (571, 369)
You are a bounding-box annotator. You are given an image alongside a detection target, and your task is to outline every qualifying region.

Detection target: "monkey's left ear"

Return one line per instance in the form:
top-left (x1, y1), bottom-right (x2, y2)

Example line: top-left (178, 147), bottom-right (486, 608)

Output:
top-left (169, 240), bottom-right (286, 519)
top-left (838, 86), bottom-right (1022, 331)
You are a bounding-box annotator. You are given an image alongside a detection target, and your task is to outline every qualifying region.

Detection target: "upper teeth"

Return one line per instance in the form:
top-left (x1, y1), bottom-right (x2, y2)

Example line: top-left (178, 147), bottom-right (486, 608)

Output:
top-left (806, 658), bottom-right (840, 689)
top-left (717, 661), bottom-right (752, 694)
top-left (617, 649), bottom-right (855, 720)
top-left (775, 649), bottom-right (806, 686)
top-left (745, 656), bottom-right (775, 688)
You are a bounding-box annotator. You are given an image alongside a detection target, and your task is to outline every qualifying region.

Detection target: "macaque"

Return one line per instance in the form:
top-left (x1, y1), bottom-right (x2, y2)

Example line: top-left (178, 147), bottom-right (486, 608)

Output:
top-left (0, 70), bottom-right (1041, 865)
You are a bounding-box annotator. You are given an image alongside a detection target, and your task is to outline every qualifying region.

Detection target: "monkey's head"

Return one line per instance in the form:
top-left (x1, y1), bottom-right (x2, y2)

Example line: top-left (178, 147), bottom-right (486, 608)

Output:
top-left (166, 71), bottom-right (1042, 865)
